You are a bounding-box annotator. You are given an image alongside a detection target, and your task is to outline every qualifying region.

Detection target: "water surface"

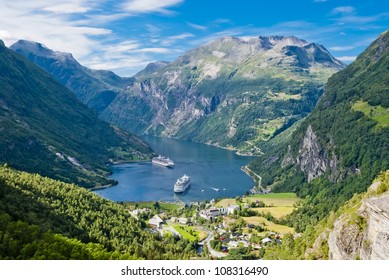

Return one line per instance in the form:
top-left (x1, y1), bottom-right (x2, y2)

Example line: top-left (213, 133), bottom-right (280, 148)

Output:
top-left (96, 136), bottom-right (254, 204)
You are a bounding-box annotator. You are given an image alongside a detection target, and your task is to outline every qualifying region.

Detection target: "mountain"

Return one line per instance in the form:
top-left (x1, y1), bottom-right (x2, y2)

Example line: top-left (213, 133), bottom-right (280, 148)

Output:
top-left (10, 40), bottom-right (134, 113)
top-left (101, 36), bottom-right (344, 152)
top-left (134, 61), bottom-right (169, 79)
top-left (249, 30), bottom-right (389, 231)
top-left (0, 41), bottom-right (153, 187)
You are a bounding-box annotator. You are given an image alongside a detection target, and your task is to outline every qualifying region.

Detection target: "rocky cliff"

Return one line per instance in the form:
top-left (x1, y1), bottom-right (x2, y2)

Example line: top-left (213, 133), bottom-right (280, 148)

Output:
top-left (281, 125), bottom-right (340, 182)
top-left (328, 173), bottom-right (389, 260)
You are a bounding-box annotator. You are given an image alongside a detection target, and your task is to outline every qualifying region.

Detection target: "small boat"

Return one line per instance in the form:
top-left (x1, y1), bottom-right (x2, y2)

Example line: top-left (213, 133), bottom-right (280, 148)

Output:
top-left (212, 187), bottom-right (219, 192)
top-left (174, 174), bottom-right (190, 193)
top-left (223, 188), bottom-right (227, 191)
top-left (201, 189), bottom-right (205, 192)
top-left (152, 155), bottom-right (174, 167)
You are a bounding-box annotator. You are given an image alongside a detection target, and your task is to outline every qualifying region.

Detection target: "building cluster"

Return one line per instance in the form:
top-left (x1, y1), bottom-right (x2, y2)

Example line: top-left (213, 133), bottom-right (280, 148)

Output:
top-left (199, 204), bottom-right (240, 220)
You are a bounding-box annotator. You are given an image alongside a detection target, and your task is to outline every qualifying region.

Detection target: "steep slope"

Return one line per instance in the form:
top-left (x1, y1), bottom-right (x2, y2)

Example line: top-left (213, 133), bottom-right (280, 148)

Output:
top-left (0, 41), bottom-right (152, 187)
top-left (263, 170), bottom-right (389, 260)
top-left (101, 36), bottom-right (344, 152)
top-left (0, 166), bottom-right (195, 259)
top-left (10, 40), bottom-right (134, 113)
top-left (249, 30), bottom-right (389, 231)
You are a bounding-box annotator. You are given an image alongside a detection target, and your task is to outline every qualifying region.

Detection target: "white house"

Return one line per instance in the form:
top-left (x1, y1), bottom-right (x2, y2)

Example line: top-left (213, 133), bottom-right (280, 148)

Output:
top-left (148, 215), bottom-right (163, 229)
top-left (261, 237), bottom-right (273, 244)
top-left (227, 204), bottom-right (240, 214)
top-left (178, 217), bottom-right (188, 224)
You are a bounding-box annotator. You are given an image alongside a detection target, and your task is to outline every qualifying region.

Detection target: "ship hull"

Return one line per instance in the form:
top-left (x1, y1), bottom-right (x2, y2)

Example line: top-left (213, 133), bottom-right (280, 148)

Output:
top-left (174, 183), bottom-right (190, 193)
top-left (152, 160), bottom-right (174, 168)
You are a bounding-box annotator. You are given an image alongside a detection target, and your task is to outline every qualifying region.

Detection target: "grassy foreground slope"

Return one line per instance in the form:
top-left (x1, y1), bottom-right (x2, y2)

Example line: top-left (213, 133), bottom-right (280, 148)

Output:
top-left (0, 166), bottom-right (196, 259)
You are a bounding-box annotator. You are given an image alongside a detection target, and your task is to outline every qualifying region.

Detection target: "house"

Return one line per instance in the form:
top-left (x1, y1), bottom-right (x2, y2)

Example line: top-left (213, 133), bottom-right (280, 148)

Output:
top-left (218, 207), bottom-right (228, 215)
top-left (178, 217), bottom-right (188, 224)
top-left (170, 217), bottom-right (178, 223)
top-left (261, 237), bottom-right (273, 244)
top-left (243, 203), bottom-right (250, 209)
top-left (200, 207), bottom-right (221, 220)
top-left (227, 241), bottom-right (239, 248)
top-left (148, 215), bottom-right (163, 229)
top-left (227, 205), bottom-right (240, 214)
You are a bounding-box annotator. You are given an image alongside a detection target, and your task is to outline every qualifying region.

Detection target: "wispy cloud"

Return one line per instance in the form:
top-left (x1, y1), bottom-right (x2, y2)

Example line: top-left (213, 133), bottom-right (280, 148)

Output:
top-left (331, 6), bottom-right (355, 15)
top-left (188, 22), bottom-right (207, 31)
top-left (313, 0), bottom-right (327, 2)
top-left (122, 0), bottom-right (184, 15)
top-left (336, 56), bottom-right (357, 62)
top-left (329, 38), bottom-right (375, 51)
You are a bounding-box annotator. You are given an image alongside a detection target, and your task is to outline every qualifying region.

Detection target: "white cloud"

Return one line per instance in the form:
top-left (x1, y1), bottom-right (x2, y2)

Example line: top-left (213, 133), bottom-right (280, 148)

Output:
top-left (160, 33), bottom-right (195, 46)
top-left (329, 38), bottom-right (376, 52)
top-left (331, 6), bottom-right (355, 15)
top-left (313, 0), bottom-right (327, 3)
top-left (188, 22), bottom-right (207, 30)
top-left (133, 47), bottom-right (171, 54)
top-left (42, 2), bottom-right (91, 14)
top-left (329, 46), bottom-right (355, 51)
top-left (336, 56), bottom-right (357, 62)
top-left (122, 0), bottom-right (183, 14)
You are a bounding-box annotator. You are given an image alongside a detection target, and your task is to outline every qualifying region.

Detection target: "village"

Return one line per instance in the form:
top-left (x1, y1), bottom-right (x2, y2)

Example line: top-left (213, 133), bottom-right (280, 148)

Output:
top-left (125, 192), bottom-right (301, 259)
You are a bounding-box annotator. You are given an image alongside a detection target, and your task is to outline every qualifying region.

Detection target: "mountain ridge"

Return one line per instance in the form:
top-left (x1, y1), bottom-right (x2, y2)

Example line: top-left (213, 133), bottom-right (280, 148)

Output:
top-left (10, 40), bottom-right (134, 113)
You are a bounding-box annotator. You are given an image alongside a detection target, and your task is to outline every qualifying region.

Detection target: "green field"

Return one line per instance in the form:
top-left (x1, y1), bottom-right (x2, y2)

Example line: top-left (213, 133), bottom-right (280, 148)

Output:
top-left (252, 206), bottom-right (295, 218)
top-left (352, 100), bottom-right (389, 128)
top-left (172, 225), bottom-right (203, 241)
top-left (246, 193), bottom-right (301, 207)
top-left (242, 216), bottom-right (294, 234)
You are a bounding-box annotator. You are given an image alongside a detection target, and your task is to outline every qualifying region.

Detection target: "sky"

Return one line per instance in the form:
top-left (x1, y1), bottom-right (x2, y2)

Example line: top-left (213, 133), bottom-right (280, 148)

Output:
top-left (1, 0), bottom-right (389, 76)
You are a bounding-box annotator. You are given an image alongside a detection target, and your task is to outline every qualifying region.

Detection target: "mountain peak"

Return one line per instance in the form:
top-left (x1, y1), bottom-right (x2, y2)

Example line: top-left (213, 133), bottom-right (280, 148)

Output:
top-left (134, 61), bottom-right (170, 78)
top-left (11, 40), bottom-right (74, 62)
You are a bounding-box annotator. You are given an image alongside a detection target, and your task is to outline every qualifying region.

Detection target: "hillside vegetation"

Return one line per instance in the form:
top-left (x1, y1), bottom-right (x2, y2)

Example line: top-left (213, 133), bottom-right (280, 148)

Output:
top-left (0, 166), bottom-right (196, 259)
top-left (0, 41), bottom-right (153, 187)
top-left (249, 30), bottom-right (389, 232)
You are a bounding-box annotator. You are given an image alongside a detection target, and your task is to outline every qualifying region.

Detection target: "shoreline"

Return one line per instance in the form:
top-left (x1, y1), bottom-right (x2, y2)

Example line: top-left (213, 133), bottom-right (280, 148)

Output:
top-left (241, 165), bottom-right (264, 194)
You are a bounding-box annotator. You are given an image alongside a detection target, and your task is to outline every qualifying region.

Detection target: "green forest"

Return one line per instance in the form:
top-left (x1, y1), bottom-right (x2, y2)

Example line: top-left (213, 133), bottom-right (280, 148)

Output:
top-left (0, 165), bottom-right (196, 259)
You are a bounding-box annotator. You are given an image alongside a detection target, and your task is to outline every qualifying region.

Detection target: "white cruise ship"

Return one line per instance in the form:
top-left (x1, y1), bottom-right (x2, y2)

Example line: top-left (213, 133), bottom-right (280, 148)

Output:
top-left (174, 174), bottom-right (190, 193)
top-left (152, 155), bottom-right (174, 167)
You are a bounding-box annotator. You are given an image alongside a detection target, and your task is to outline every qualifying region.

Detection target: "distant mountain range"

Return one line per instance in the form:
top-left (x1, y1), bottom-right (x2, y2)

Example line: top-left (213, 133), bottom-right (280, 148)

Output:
top-left (0, 40), bottom-right (153, 187)
top-left (13, 36), bottom-right (344, 153)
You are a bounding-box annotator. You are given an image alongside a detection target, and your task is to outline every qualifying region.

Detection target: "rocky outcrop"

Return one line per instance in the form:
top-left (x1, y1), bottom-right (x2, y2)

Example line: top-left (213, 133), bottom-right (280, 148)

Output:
top-left (328, 183), bottom-right (389, 260)
top-left (284, 125), bottom-right (339, 182)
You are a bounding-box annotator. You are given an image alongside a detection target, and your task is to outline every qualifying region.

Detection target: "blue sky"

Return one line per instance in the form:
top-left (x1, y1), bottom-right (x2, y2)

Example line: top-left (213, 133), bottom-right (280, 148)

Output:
top-left (1, 0), bottom-right (389, 76)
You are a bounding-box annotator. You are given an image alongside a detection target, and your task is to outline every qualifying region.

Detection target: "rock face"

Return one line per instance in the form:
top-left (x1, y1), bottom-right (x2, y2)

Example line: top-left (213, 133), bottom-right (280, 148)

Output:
top-left (281, 125), bottom-right (339, 182)
top-left (101, 36), bottom-right (344, 151)
top-left (328, 183), bottom-right (389, 260)
top-left (10, 40), bottom-right (134, 113)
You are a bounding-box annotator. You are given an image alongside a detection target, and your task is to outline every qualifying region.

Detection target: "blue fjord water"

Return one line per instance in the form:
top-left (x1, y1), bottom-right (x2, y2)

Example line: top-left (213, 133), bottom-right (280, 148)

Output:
top-left (95, 136), bottom-right (254, 204)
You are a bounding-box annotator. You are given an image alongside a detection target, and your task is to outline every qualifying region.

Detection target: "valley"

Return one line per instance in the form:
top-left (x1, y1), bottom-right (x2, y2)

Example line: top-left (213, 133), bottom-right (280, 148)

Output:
top-left (1, 24), bottom-right (389, 261)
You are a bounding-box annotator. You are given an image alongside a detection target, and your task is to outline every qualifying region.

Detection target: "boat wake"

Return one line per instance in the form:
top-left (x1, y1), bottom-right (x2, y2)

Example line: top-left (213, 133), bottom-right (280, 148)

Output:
top-left (211, 187), bottom-right (219, 192)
